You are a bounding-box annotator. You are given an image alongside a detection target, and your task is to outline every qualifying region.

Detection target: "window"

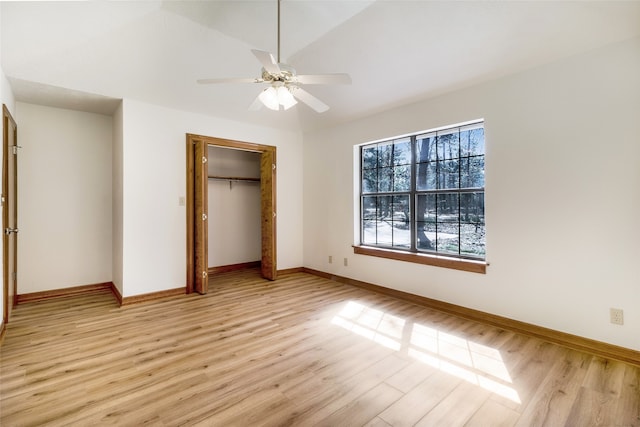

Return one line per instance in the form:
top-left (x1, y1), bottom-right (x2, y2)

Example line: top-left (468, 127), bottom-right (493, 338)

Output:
top-left (358, 121), bottom-right (485, 270)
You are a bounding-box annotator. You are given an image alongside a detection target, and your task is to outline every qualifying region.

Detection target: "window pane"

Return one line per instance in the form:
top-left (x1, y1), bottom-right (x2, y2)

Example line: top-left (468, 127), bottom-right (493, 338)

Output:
top-left (362, 145), bottom-right (378, 169)
top-left (460, 128), bottom-right (484, 157)
top-left (438, 132), bottom-right (460, 160)
top-left (460, 192), bottom-right (484, 224)
top-left (416, 194), bottom-right (436, 250)
top-left (362, 196), bottom-right (377, 220)
top-left (416, 220), bottom-right (436, 250)
top-left (416, 194), bottom-right (436, 222)
top-left (378, 167), bottom-right (393, 192)
top-left (375, 195), bottom-right (392, 245)
top-left (416, 162), bottom-right (436, 191)
top-left (362, 220), bottom-right (377, 245)
top-left (461, 224), bottom-right (485, 258)
top-left (393, 165), bottom-right (411, 191)
top-left (362, 168), bottom-right (378, 193)
top-left (376, 195), bottom-right (392, 221)
top-left (393, 139), bottom-right (412, 166)
top-left (436, 222), bottom-right (459, 255)
top-left (437, 159), bottom-right (459, 189)
top-left (416, 135), bottom-right (437, 162)
top-left (437, 193), bottom-right (459, 223)
top-left (378, 142), bottom-right (393, 168)
top-left (391, 195), bottom-right (410, 248)
top-left (460, 157), bottom-right (484, 188)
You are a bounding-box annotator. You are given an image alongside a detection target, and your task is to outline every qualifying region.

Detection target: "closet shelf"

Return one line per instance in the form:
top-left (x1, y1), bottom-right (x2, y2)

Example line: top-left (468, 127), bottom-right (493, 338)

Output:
top-left (208, 175), bottom-right (260, 182)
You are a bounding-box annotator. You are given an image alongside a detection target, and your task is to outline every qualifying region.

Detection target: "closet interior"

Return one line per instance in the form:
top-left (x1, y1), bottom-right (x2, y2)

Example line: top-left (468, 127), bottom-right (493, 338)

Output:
top-left (207, 145), bottom-right (262, 272)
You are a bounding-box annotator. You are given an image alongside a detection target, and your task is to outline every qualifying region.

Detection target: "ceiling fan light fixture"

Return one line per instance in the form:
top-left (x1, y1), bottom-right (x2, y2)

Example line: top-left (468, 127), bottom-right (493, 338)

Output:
top-left (259, 86), bottom-right (280, 110)
top-left (277, 86), bottom-right (297, 110)
top-left (259, 85), bottom-right (297, 111)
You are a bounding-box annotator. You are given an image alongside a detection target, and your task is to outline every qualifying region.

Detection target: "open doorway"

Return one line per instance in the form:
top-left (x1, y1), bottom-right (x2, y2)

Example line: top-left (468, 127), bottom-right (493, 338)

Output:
top-left (207, 146), bottom-right (261, 273)
top-left (186, 134), bottom-right (276, 294)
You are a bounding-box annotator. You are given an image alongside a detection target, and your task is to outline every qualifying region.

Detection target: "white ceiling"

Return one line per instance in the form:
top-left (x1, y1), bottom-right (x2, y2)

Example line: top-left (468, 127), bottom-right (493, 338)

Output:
top-left (2, 1), bottom-right (640, 132)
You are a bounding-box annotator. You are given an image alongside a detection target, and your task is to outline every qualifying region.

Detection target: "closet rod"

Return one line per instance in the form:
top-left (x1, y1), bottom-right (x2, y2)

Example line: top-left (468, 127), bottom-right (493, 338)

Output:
top-left (208, 176), bottom-right (260, 183)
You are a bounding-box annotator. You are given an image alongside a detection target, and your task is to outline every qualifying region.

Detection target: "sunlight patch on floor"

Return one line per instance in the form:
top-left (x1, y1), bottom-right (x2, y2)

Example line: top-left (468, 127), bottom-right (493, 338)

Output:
top-left (331, 301), bottom-right (405, 351)
top-left (331, 300), bottom-right (521, 404)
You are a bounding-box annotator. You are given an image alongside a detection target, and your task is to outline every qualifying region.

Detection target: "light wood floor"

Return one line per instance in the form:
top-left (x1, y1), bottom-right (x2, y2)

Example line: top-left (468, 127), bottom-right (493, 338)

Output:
top-left (1, 269), bottom-right (639, 426)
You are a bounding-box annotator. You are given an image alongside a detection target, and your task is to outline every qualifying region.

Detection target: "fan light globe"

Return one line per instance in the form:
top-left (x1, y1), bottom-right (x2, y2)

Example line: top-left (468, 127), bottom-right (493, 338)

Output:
top-left (259, 87), bottom-right (280, 110)
top-left (277, 86), bottom-right (297, 110)
top-left (259, 85), bottom-right (298, 110)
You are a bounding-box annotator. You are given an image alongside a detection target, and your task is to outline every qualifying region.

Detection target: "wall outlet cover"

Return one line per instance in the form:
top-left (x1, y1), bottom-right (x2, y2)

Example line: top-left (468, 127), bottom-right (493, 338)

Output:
top-left (610, 308), bottom-right (624, 325)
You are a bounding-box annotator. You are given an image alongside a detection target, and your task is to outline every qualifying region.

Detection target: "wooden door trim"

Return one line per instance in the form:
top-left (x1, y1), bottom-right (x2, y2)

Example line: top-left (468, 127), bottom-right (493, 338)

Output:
top-left (193, 139), bottom-right (208, 294)
top-left (186, 134), bottom-right (277, 293)
top-left (2, 104), bottom-right (17, 325)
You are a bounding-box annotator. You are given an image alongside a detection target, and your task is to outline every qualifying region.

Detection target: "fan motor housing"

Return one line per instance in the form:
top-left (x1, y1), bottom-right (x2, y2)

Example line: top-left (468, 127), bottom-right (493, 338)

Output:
top-left (262, 63), bottom-right (296, 83)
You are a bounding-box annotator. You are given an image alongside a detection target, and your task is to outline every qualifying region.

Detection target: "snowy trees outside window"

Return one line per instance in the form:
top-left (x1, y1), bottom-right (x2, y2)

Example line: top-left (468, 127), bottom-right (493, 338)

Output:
top-left (360, 122), bottom-right (485, 260)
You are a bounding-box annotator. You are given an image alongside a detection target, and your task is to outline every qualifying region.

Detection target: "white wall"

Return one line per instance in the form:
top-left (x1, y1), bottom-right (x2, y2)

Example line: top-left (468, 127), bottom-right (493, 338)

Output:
top-left (119, 99), bottom-right (302, 297)
top-left (303, 37), bottom-right (640, 351)
top-left (208, 146), bottom-right (261, 267)
top-left (16, 102), bottom-right (113, 293)
top-left (112, 102), bottom-right (123, 294)
top-left (1, 75), bottom-right (14, 115)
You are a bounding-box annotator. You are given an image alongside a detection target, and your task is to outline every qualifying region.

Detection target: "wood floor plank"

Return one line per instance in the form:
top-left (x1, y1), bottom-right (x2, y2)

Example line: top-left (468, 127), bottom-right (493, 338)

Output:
top-left (314, 382), bottom-right (403, 427)
top-left (582, 356), bottom-right (626, 397)
top-left (464, 399), bottom-right (520, 427)
top-left (364, 416), bottom-right (394, 427)
top-left (515, 348), bottom-right (593, 427)
top-left (491, 338), bottom-right (568, 411)
top-left (1, 269), bottom-right (639, 426)
top-left (564, 386), bottom-right (620, 427)
top-left (383, 360), bottom-right (437, 394)
top-left (414, 380), bottom-right (491, 426)
top-left (379, 370), bottom-right (462, 427)
top-left (614, 364), bottom-right (640, 426)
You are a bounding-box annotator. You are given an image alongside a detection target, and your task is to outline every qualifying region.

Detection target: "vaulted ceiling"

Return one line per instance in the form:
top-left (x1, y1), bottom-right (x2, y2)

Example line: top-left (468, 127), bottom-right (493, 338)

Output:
top-left (2, 1), bottom-right (639, 132)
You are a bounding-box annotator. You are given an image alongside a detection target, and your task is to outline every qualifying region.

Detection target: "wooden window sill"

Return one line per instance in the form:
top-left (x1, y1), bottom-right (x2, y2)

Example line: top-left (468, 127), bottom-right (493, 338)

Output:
top-left (353, 245), bottom-right (487, 274)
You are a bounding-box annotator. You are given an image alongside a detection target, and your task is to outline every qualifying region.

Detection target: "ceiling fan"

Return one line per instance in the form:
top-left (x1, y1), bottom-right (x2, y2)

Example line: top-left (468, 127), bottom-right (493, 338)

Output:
top-left (197, 0), bottom-right (351, 113)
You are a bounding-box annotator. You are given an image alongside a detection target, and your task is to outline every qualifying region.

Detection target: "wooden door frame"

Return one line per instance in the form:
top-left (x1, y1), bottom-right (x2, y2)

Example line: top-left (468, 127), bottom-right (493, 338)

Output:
top-left (2, 104), bottom-right (18, 325)
top-left (186, 134), bottom-right (277, 293)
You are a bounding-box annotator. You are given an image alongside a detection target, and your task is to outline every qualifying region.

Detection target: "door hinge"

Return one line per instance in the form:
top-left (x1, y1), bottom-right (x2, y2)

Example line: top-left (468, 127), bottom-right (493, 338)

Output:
top-left (272, 164), bottom-right (276, 170)
top-left (202, 213), bottom-right (207, 221)
top-left (202, 271), bottom-right (208, 279)
top-left (11, 145), bottom-right (22, 155)
top-left (202, 156), bottom-right (208, 164)
top-left (13, 271), bottom-right (17, 281)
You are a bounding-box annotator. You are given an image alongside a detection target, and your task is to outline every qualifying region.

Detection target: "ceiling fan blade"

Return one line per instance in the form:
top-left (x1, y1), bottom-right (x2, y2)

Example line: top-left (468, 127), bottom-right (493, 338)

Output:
top-left (291, 87), bottom-right (329, 113)
top-left (197, 78), bottom-right (259, 84)
top-left (251, 49), bottom-right (281, 75)
top-left (295, 73), bottom-right (352, 85)
top-left (248, 93), bottom-right (263, 111)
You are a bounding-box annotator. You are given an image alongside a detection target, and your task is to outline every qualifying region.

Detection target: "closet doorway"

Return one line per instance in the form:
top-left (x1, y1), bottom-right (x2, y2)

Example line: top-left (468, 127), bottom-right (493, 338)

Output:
top-left (186, 134), bottom-right (276, 294)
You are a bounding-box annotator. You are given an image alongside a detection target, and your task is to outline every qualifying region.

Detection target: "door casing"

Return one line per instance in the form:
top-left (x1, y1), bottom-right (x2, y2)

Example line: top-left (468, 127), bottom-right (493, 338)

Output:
top-left (186, 134), bottom-right (277, 294)
top-left (2, 104), bottom-right (18, 324)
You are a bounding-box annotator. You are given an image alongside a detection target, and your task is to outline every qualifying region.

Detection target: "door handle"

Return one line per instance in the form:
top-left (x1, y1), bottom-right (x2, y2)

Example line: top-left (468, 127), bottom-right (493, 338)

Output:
top-left (4, 228), bottom-right (18, 235)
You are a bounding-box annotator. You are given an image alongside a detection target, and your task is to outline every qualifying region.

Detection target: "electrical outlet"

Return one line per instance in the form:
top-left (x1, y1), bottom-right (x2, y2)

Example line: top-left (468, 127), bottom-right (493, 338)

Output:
top-left (328, 255), bottom-right (333, 264)
top-left (343, 257), bottom-right (348, 267)
top-left (610, 308), bottom-right (624, 325)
